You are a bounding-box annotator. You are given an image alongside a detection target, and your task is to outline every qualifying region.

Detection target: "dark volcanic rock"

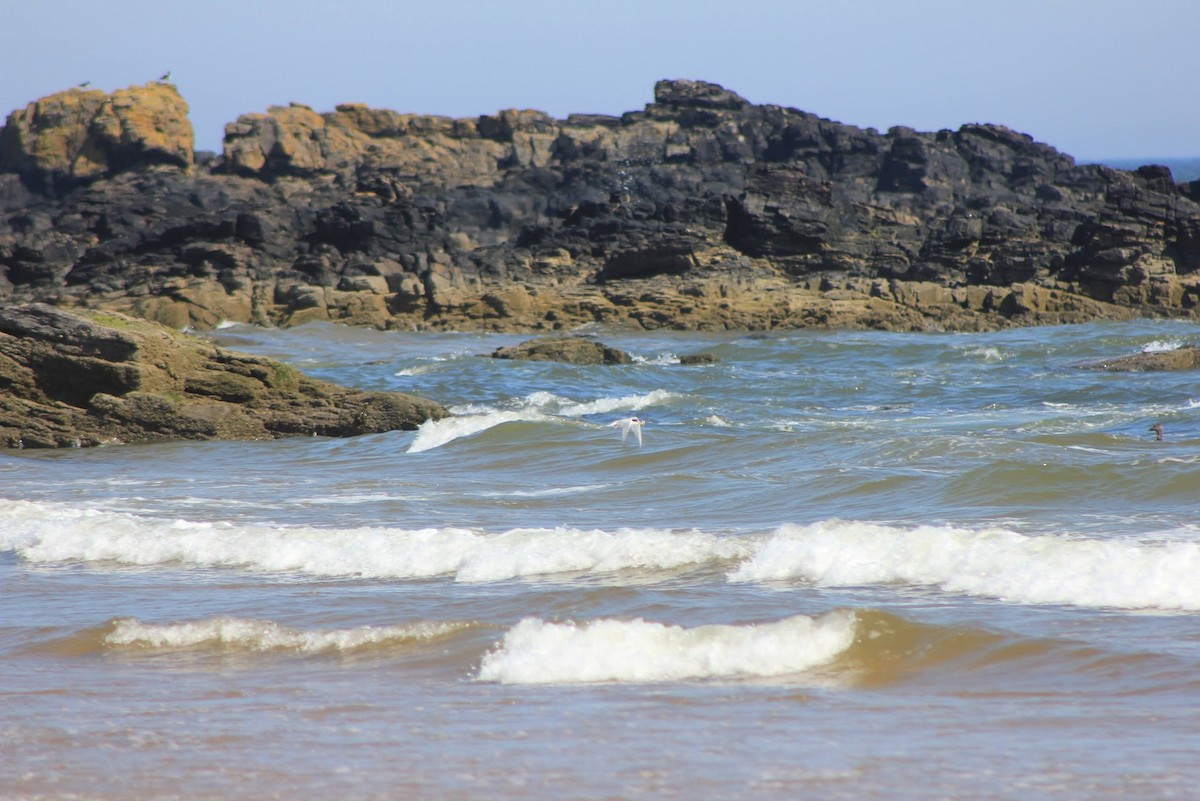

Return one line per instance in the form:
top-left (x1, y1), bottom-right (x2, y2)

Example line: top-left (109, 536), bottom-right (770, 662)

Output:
top-left (490, 337), bottom-right (633, 365)
top-left (3, 80), bottom-right (1200, 333)
top-left (0, 303), bottom-right (446, 448)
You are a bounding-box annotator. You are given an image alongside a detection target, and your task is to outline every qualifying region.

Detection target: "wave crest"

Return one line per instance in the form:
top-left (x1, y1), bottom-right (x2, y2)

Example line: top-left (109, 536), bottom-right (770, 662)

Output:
top-left (477, 610), bottom-right (858, 684)
top-left (409, 390), bottom-right (678, 452)
top-left (7, 500), bottom-right (1200, 611)
top-left (105, 616), bottom-right (471, 654)
top-left (732, 521), bottom-right (1200, 611)
top-left (1, 500), bottom-right (747, 582)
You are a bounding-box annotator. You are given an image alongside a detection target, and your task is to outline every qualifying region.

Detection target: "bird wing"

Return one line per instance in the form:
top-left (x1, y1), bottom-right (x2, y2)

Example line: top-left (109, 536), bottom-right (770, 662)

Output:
top-left (632, 422), bottom-right (642, 447)
top-left (608, 418), bottom-right (635, 444)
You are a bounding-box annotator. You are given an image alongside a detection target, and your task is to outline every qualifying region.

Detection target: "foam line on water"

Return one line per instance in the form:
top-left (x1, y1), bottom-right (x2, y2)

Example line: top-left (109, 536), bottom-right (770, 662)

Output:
top-left (105, 616), bottom-right (470, 653)
top-left (0, 499), bottom-right (749, 582)
top-left (521, 388), bottom-right (679, 417)
top-left (8, 499), bottom-right (1197, 609)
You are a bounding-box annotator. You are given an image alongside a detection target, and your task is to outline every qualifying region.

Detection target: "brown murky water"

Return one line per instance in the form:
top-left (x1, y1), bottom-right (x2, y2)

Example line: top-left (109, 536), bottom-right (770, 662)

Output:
top-left (4, 322), bottom-right (1199, 800)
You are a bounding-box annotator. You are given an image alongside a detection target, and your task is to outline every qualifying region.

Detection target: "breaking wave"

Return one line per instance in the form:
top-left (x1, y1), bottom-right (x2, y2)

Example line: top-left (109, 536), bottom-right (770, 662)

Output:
top-left (407, 389), bottom-right (678, 452)
top-left (732, 521), bottom-right (1200, 611)
top-left (478, 610), bottom-right (858, 684)
top-left (5, 499), bottom-right (1200, 610)
top-left (0, 499), bottom-right (747, 582)
top-left (105, 617), bottom-right (472, 654)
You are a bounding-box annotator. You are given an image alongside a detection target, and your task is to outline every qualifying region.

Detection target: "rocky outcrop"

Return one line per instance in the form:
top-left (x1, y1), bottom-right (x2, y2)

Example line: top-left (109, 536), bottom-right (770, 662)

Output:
top-left (0, 303), bottom-right (446, 448)
top-left (2, 79), bottom-right (1200, 333)
top-left (679, 352), bottom-right (718, 365)
top-left (0, 82), bottom-right (193, 191)
top-left (490, 337), bottom-right (633, 365)
top-left (1083, 345), bottom-right (1200, 372)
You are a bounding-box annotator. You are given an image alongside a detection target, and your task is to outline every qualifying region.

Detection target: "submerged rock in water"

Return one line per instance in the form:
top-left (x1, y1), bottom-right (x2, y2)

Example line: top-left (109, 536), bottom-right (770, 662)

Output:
top-left (0, 303), bottom-right (446, 448)
top-left (489, 336), bottom-right (632, 365)
top-left (679, 352), bottom-right (718, 365)
top-left (1082, 345), bottom-right (1200, 372)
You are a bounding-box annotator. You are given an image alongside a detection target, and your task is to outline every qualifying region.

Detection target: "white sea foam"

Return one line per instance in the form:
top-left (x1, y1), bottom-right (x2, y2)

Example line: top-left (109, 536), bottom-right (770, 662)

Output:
top-left (407, 410), bottom-right (546, 453)
top-left (521, 388), bottom-right (678, 418)
top-left (477, 610), bottom-right (858, 684)
top-left (1154, 454), bottom-right (1200, 465)
top-left (296, 493), bottom-right (420, 505)
top-left (0, 500), bottom-right (747, 582)
top-left (8, 499), bottom-right (1198, 609)
top-left (450, 389), bottom-right (677, 420)
top-left (395, 352), bottom-right (471, 377)
top-left (394, 365), bottom-right (434, 377)
top-left (1141, 339), bottom-right (1184, 352)
top-left (731, 521), bottom-right (1200, 611)
top-left (632, 352), bottom-right (681, 365)
top-left (963, 346), bottom-right (1004, 361)
top-left (446, 402), bottom-right (502, 415)
top-left (411, 390), bottom-right (677, 452)
top-left (106, 616), bottom-right (468, 653)
top-left (479, 484), bottom-right (609, 498)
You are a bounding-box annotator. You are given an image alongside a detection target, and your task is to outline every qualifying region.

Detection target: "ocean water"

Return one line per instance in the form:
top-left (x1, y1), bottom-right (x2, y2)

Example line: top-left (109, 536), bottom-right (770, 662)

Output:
top-left (3, 320), bottom-right (1200, 800)
top-left (1094, 156), bottom-right (1200, 182)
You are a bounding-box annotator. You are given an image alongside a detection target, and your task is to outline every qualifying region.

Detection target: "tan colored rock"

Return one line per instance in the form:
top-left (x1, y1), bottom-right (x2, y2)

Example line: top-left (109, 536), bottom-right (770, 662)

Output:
top-left (491, 337), bottom-right (633, 365)
top-left (0, 304), bottom-right (445, 449)
top-left (1084, 346), bottom-right (1200, 372)
top-left (120, 278), bottom-right (255, 330)
top-left (331, 290), bottom-right (390, 328)
top-left (223, 103), bottom-right (330, 173)
top-left (0, 83), bottom-right (192, 185)
top-left (481, 285), bottom-right (534, 318)
top-left (283, 305), bottom-right (332, 327)
top-left (339, 275), bottom-right (390, 295)
top-left (0, 88), bottom-right (107, 178)
top-left (223, 101), bottom-right (512, 187)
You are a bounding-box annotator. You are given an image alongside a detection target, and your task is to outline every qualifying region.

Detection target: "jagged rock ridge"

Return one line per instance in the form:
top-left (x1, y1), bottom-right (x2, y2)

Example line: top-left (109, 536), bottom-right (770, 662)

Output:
top-left (2, 79), bottom-right (1199, 332)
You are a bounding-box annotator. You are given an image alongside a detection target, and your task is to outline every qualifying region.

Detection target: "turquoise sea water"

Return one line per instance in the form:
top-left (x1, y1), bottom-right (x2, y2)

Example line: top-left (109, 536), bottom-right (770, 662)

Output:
top-left (3, 320), bottom-right (1200, 800)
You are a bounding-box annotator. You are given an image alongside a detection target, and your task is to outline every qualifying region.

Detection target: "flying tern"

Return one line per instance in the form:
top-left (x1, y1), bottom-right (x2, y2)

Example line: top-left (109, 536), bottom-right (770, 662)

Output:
top-left (608, 416), bottom-right (645, 447)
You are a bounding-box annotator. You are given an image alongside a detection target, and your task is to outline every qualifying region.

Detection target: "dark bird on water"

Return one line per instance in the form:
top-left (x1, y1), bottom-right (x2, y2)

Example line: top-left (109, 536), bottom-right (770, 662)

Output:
top-left (1150, 423), bottom-right (1164, 441)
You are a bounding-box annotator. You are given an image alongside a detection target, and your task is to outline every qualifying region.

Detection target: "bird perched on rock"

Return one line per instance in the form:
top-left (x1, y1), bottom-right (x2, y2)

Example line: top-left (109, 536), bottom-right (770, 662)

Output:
top-left (77, 81), bottom-right (91, 88)
top-left (609, 417), bottom-right (645, 447)
top-left (159, 71), bottom-right (172, 82)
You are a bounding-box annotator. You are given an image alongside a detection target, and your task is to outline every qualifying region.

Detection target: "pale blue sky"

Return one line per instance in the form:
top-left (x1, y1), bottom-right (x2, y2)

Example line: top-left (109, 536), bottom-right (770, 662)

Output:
top-left (2, 0), bottom-right (1197, 160)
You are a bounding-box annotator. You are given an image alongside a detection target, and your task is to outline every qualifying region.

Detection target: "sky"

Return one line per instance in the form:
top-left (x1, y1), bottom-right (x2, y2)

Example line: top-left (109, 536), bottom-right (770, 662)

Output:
top-left (2, 0), bottom-right (1198, 161)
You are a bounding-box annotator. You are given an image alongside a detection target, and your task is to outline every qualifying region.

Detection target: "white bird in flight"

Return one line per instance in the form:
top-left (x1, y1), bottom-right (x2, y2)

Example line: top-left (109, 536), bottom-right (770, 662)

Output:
top-left (608, 416), bottom-right (645, 447)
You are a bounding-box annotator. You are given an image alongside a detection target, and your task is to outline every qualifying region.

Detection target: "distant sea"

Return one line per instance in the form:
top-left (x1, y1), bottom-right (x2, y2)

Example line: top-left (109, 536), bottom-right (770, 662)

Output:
top-left (1091, 156), bottom-right (1200, 182)
top-left (3, 320), bottom-right (1200, 800)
